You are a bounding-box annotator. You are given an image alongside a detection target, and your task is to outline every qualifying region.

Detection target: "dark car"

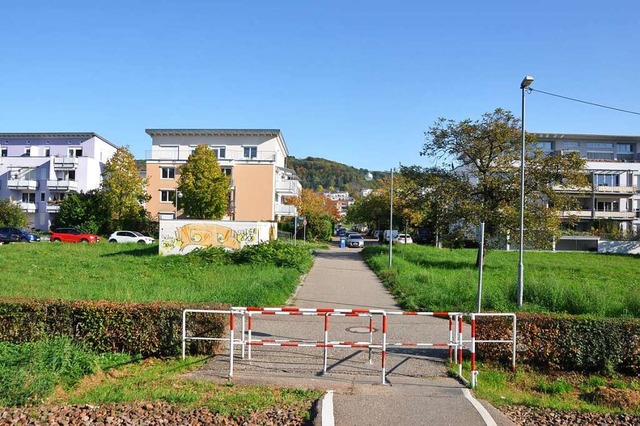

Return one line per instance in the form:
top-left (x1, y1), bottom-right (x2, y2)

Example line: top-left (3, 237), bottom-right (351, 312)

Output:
top-left (0, 228), bottom-right (20, 244)
top-left (0, 227), bottom-right (40, 242)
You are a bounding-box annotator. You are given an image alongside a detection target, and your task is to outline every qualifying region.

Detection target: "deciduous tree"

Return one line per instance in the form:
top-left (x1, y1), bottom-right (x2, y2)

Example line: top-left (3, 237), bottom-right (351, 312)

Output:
top-left (178, 145), bottom-right (229, 220)
top-left (0, 199), bottom-right (27, 227)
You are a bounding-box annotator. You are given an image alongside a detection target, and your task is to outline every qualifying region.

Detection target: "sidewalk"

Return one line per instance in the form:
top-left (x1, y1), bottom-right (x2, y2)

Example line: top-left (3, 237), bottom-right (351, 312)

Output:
top-left (191, 243), bottom-right (513, 425)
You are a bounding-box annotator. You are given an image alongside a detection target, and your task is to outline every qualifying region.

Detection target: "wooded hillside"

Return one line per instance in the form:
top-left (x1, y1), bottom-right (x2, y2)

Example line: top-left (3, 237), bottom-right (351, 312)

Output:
top-left (286, 156), bottom-right (385, 193)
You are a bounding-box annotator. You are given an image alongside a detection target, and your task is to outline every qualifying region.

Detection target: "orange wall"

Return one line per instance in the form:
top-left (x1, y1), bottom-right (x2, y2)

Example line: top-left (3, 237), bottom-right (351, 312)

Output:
top-left (146, 162), bottom-right (179, 218)
top-left (233, 164), bottom-right (274, 221)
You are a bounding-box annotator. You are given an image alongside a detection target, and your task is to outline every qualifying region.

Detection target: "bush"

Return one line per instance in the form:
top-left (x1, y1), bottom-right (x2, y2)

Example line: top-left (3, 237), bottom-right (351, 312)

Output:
top-left (476, 313), bottom-right (640, 376)
top-left (0, 300), bottom-right (227, 357)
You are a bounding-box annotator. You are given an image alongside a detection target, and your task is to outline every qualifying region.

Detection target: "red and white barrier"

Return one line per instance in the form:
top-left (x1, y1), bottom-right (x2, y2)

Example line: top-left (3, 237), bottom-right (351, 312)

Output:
top-left (182, 307), bottom-right (517, 388)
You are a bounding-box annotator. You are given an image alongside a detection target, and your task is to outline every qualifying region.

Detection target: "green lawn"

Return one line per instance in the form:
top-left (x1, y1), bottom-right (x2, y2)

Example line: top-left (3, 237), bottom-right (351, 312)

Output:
top-left (0, 242), bottom-right (304, 306)
top-left (363, 244), bottom-right (640, 318)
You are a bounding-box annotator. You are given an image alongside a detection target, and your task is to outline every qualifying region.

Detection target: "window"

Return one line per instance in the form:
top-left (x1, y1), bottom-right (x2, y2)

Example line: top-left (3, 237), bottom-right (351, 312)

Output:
top-left (1, 147), bottom-right (7, 157)
top-left (40, 193), bottom-right (45, 202)
top-left (596, 201), bottom-right (619, 212)
top-left (563, 141), bottom-right (580, 148)
top-left (536, 141), bottom-right (553, 151)
top-left (243, 146), bottom-right (257, 159)
top-left (161, 167), bottom-right (175, 179)
top-left (587, 152), bottom-right (614, 160)
top-left (594, 174), bottom-right (618, 186)
top-left (21, 193), bottom-right (36, 203)
top-left (211, 146), bottom-right (226, 159)
top-left (586, 142), bottom-right (614, 149)
top-left (24, 148), bottom-right (31, 157)
top-left (44, 148), bottom-right (50, 157)
top-left (68, 170), bottom-right (76, 181)
top-left (160, 190), bottom-right (175, 203)
top-left (68, 148), bottom-right (83, 157)
top-left (617, 144), bottom-right (633, 153)
top-left (221, 167), bottom-right (232, 176)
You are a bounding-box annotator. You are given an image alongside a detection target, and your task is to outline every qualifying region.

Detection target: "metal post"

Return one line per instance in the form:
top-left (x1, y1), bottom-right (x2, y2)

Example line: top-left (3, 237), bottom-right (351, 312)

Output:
top-left (389, 168), bottom-right (393, 267)
top-left (518, 76), bottom-right (533, 308)
top-left (477, 222), bottom-right (485, 313)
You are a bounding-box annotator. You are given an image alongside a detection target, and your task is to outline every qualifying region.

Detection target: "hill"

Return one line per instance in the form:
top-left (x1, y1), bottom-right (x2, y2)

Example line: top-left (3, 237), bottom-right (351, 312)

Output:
top-left (286, 156), bottom-right (385, 193)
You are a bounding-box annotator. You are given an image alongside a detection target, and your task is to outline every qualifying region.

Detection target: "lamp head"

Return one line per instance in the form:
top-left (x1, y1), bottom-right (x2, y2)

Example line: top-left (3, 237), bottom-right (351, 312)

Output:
top-left (364, 172), bottom-right (373, 181)
top-left (520, 76), bottom-right (534, 89)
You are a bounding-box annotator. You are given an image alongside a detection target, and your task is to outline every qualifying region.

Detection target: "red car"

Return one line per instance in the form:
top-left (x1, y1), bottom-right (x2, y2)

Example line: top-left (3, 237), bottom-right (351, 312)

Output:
top-left (50, 228), bottom-right (100, 243)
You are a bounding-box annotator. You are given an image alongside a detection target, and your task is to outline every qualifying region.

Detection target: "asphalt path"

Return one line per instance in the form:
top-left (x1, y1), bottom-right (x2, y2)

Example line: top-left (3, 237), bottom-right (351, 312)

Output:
top-left (189, 240), bottom-right (513, 426)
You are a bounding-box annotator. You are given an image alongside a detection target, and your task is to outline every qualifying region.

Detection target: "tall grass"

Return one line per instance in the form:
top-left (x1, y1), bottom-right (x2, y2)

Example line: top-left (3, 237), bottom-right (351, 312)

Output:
top-left (0, 242), bottom-right (310, 306)
top-left (363, 244), bottom-right (640, 317)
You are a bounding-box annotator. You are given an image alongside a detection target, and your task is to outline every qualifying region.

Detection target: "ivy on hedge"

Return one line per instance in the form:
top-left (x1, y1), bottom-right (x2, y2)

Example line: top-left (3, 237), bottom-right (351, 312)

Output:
top-left (0, 299), bottom-right (228, 357)
top-left (476, 313), bottom-right (640, 375)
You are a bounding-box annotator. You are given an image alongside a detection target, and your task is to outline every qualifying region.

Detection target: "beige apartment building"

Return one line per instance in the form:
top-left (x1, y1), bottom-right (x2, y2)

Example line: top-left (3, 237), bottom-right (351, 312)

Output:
top-left (145, 129), bottom-right (301, 221)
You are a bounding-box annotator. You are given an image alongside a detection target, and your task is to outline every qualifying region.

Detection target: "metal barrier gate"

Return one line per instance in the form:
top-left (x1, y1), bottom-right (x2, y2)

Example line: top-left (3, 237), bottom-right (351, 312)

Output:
top-left (182, 307), bottom-right (517, 388)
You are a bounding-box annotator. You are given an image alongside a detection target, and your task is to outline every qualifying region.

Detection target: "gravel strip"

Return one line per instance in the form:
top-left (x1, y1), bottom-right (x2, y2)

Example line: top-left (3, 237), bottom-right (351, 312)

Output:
top-left (500, 405), bottom-right (640, 425)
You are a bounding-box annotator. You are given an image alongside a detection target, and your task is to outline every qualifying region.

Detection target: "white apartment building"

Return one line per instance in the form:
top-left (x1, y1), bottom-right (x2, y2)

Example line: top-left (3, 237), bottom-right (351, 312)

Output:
top-left (144, 129), bottom-right (301, 221)
top-left (0, 133), bottom-right (118, 231)
top-left (534, 133), bottom-right (640, 234)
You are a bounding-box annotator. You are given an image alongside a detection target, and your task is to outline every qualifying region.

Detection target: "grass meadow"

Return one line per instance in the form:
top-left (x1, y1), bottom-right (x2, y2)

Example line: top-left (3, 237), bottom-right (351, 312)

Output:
top-left (0, 242), bottom-right (305, 306)
top-left (363, 244), bottom-right (640, 318)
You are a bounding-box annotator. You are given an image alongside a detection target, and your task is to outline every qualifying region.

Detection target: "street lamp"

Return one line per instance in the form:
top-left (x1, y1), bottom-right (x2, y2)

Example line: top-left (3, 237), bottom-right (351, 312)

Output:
top-left (518, 75), bottom-right (534, 308)
top-left (389, 168), bottom-right (394, 267)
top-left (175, 189), bottom-right (183, 219)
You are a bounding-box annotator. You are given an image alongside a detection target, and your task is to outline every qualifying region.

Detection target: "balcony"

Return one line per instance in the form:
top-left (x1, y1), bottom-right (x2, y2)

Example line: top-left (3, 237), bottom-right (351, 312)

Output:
top-left (594, 185), bottom-right (637, 194)
top-left (47, 180), bottom-right (78, 192)
top-left (19, 202), bottom-right (36, 213)
top-left (275, 203), bottom-right (297, 217)
top-left (53, 157), bottom-right (79, 170)
top-left (46, 202), bottom-right (61, 213)
top-left (275, 179), bottom-right (302, 195)
top-left (146, 149), bottom-right (277, 163)
top-left (562, 210), bottom-right (636, 220)
top-left (7, 179), bottom-right (38, 190)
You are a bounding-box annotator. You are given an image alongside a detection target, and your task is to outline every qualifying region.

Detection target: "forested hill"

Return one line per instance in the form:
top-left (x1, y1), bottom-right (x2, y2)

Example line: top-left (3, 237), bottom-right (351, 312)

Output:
top-left (286, 156), bottom-right (385, 192)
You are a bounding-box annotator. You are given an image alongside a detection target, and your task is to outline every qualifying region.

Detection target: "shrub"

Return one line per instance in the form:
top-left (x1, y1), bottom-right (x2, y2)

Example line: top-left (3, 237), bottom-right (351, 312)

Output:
top-left (0, 299), bottom-right (227, 357)
top-left (476, 313), bottom-right (640, 376)
top-left (229, 241), bottom-right (313, 272)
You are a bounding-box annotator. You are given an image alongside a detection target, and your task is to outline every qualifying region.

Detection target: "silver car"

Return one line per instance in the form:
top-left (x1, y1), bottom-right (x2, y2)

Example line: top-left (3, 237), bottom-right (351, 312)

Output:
top-left (346, 233), bottom-right (365, 248)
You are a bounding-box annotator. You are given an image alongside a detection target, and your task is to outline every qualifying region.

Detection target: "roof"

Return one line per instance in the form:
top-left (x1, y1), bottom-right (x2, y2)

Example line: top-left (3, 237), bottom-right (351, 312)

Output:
top-left (0, 132), bottom-right (118, 148)
top-left (145, 128), bottom-right (289, 155)
top-left (533, 132), bottom-right (640, 142)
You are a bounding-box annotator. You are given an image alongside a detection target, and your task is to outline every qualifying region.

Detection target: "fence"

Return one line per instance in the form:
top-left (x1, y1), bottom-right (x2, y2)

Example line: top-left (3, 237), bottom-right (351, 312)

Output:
top-left (182, 307), bottom-right (517, 388)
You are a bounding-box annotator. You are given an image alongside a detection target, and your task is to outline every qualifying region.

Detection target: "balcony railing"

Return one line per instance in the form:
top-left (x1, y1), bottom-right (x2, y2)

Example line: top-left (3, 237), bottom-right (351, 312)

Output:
top-left (53, 157), bottom-right (79, 169)
top-left (46, 203), bottom-right (61, 213)
top-left (275, 203), bottom-right (297, 217)
top-left (47, 180), bottom-right (78, 191)
top-left (553, 185), bottom-right (638, 194)
top-left (146, 149), bottom-right (277, 163)
top-left (19, 202), bottom-right (36, 213)
top-left (275, 179), bottom-right (302, 195)
top-left (562, 210), bottom-right (636, 220)
top-left (7, 179), bottom-right (38, 190)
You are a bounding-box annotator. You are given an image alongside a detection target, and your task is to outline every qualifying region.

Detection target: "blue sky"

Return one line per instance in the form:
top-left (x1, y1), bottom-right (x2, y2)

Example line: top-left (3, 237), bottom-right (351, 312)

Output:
top-left (2, 1), bottom-right (639, 171)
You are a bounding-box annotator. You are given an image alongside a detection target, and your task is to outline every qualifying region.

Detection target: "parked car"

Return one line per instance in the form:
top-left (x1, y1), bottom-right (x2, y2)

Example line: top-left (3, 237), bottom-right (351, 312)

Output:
top-left (336, 227), bottom-right (347, 237)
top-left (346, 233), bottom-right (365, 248)
top-left (108, 230), bottom-right (154, 244)
top-left (50, 228), bottom-right (100, 243)
top-left (0, 228), bottom-right (20, 244)
top-left (396, 234), bottom-right (413, 244)
top-left (0, 227), bottom-right (40, 242)
top-left (383, 230), bottom-right (399, 243)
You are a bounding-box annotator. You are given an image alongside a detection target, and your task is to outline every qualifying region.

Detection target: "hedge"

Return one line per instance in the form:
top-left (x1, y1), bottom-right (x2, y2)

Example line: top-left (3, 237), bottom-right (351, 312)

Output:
top-left (476, 313), bottom-right (640, 375)
top-left (0, 299), bottom-right (228, 357)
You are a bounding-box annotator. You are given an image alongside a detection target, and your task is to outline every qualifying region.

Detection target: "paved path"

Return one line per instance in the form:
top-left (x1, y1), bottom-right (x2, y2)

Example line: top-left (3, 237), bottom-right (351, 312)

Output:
top-left (190, 242), bottom-right (513, 426)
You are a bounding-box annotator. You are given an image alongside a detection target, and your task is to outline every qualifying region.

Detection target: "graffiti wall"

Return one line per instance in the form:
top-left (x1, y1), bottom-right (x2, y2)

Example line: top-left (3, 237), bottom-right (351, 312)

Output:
top-left (159, 220), bottom-right (277, 255)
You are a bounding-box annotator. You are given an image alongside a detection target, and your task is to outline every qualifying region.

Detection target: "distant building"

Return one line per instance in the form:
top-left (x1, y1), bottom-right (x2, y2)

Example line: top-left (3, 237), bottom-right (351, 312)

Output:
top-left (360, 188), bottom-right (372, 197)
top-left (144, 129), bottom-right (301, 221)
top-left (323, 191), bottom-right (350, 201)
top-left (0, 132), bottom-right (118, 230)
top-left (533, 133), bottom-right (640, 234)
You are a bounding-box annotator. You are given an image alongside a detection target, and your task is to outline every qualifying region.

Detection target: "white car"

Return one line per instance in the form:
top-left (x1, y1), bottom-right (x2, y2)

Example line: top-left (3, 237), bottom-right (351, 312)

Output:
top-left (396, 234), bottom-right (413, 244)
top-left (108, 230), bottom-right (155, 244)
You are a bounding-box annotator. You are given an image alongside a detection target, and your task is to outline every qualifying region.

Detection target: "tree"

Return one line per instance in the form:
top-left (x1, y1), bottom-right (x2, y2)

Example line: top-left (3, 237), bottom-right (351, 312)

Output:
top-left (422, 108), bottom-right (587, 263)
top-left (101, 146), bottom-right (150, 230)
top-left (0, 199), bottom-right (27, 227)
top-left (287, 189), bottom-right (339, 241)
top-left (177, 145), bottom-right (229, 220)
top-left (53, 190), bottom-right (107, 234)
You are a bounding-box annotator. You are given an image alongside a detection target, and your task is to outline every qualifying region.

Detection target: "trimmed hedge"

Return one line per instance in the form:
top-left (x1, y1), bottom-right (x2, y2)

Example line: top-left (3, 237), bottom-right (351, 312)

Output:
top-left (0, 299), bottom-right (228, 357)
top-left (476, 313), bottom-right (640, 375)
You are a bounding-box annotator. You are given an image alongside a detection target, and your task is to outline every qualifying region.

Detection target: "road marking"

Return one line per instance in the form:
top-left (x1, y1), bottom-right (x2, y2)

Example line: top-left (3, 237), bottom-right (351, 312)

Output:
top-left (321, 390), bottom-right (335, 426)
top-left (462, 388), bottom-right (497, 426)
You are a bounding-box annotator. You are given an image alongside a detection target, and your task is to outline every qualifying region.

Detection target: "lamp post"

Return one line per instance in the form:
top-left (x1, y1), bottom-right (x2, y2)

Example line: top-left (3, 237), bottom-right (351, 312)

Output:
top-left (389, 168), bottom-right (394, 267)
top-left (518, 75), bottom-right (534, 308)
top-left (175, 189), bottom-right (183, 219)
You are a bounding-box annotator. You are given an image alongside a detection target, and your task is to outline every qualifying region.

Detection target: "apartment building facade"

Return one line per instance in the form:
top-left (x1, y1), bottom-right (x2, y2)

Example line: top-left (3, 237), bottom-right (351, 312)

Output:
top-left (0, 133), bottom-right (118, 231)
top-left (145, 129), bottom-right (301, 221)
top-left (534, 133), bottom-right (640, 234)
